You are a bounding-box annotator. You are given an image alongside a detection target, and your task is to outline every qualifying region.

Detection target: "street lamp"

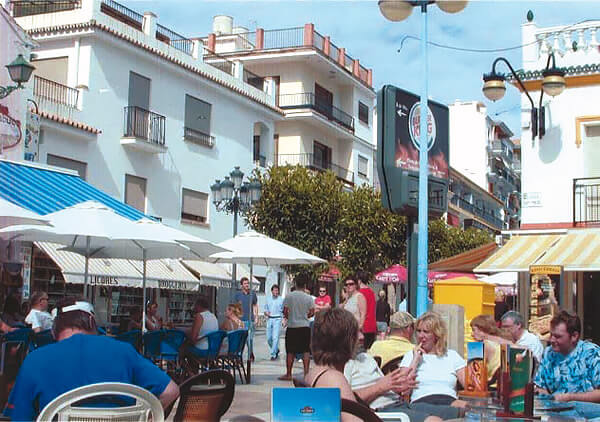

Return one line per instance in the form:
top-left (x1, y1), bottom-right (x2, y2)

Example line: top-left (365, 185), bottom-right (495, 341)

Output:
top-left (211, 166), bottom-right (262, 285)
top-left (379, 0), bottom-right (467, 317)
top-left (1, 54), bottom-right (35, 99)
top-left (482, 52), bottom-right (565, 139)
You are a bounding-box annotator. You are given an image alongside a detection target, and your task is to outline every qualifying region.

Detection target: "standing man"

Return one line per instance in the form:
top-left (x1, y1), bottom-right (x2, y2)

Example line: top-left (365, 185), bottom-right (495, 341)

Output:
top-left (357, 271), bottom-right (377, 349)
top-left (235, 277), bottom-right (258, 362)
top-left (264, 284), bottom-right (284, 361)
top-left (375, 290), bottom-right (392, 336)
top-left (314, 285), bottom-right (332, 314)
top-left (279, 275), bottom-right (315, 381)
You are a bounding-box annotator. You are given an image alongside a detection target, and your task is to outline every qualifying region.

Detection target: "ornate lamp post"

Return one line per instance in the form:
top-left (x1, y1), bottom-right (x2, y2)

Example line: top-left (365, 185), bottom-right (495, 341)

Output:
top-left (378, 0), bottom-right (468, 316)
top-left (1, 54), bottom-right (35, 99)
top-left (211, 166), bottom-right (262, 286)
top-left (482, 52), bottom-right (565, 139)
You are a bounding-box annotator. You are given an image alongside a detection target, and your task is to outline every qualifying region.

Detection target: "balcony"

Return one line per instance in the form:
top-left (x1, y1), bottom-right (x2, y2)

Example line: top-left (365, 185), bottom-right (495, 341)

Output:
top-left (10, 0), bottom-right (80, 17)
top-left (120, 106), bottom-right (167, 153)
top-left (33, 75), bottom-right (79, 119)
top-left (184, 127), bottom-right (214, 148)
top-left (279, 93), bottom-right (354, 132)
top-left (574, 178), bottom-right (600, 226)
top-left (277, 153), bottom-right (354, 185)
top-left (450, 195), bottom-right (504, 230)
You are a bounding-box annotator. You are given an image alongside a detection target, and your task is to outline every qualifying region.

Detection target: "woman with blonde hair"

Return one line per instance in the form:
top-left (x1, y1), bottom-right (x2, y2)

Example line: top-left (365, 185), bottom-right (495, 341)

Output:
top-left (221, 303), bottom-right (245, 331)
top-left (399, 311), bottom-right (466, 406)
top-left (471, 314), bottom-right (512, 383)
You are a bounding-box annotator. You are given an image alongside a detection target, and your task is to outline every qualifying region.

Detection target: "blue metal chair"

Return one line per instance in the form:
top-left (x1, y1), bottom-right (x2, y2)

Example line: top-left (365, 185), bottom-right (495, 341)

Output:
top-left (32, 329), bottom-right (55, 350)
top-left (114, 330), bottom-right (142, 353)
top-left (0, 328), bottom-right (33, 375)
top-left (96, 326), bottom-right (107, 335)
top-left (219, 330), bottom-right (248, 384)
top-left (160, 330), bottom-right (187, 382)
top-left (184, 330), bottom-right (227, 375)
top-left (142, 330), bottom-right (163, 362)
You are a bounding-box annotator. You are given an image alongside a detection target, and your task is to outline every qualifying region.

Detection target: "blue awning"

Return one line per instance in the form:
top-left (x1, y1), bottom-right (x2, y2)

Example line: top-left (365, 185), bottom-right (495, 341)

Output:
top-left (0, 159), bottom-right (147, 221)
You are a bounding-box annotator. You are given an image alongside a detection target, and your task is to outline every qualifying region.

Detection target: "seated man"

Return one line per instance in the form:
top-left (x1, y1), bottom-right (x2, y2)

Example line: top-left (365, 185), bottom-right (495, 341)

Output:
top-left (534, 310), bottom-right (600, 419)
top-left (344, 352), bottom-right (462, 421)
top-left (368, 311), bottom-right (415, 367)
top-left (5, 297), bottom-right (179, 421)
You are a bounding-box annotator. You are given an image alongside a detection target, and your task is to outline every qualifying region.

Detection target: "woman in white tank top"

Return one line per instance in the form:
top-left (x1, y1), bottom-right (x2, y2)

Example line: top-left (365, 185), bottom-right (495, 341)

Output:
top-left (340, 278), bottom-right (366, 328)
top-left (187, 295), bottom-right (219, 350)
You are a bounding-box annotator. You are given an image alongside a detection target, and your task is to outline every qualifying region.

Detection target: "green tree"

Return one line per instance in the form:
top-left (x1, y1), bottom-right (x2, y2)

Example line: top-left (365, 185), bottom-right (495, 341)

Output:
top-left (428, 218), bottom-right (492, 263)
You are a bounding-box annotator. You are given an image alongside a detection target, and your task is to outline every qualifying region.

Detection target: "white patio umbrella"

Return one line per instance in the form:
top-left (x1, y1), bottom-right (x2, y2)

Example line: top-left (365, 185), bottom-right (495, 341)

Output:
top-left (208, 230), bottom-right (326, 287)
top-left (0, 197), bottom-right (50, 228)
top-left (0, 202), bottom-right (226, 330)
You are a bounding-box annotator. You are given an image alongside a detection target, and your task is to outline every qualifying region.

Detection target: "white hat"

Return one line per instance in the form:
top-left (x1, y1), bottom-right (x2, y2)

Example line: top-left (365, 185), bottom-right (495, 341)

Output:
top-left (51, 301), bottom-right (95, 318)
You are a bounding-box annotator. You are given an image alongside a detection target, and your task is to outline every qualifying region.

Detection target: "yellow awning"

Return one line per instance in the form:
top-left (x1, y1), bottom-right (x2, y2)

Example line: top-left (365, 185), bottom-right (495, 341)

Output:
top-left (536, 230), bottom-right (600, 271)
top-left (474, 234), bottom-right (564, 272)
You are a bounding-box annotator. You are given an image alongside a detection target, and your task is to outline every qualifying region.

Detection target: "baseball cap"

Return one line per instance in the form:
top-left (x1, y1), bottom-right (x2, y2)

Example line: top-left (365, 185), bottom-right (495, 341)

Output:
top-left (51, 301), bottom-right (95, 318)
top-left (390, 311), bottom-right (415, 329)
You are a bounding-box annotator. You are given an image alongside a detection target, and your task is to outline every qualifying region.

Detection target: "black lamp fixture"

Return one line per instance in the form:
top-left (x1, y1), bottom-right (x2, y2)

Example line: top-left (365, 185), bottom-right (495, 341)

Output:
top-left (211, 166), bottom-right (262, 230)
top-left (482, 52), bottom-right (565, 139)
top-left (1, 54), bottom-right (35, 99)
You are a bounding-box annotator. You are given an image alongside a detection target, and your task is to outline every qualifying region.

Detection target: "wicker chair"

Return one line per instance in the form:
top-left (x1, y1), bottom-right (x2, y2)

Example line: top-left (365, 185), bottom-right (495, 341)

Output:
top-left (170, 369), bottom-right (235, 422)
top-left (36, 382), bottom-right (164, 422)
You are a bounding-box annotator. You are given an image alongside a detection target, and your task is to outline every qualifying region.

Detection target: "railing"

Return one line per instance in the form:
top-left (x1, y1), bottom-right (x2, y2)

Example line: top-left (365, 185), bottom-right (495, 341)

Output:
top-left (313, 30), bottom-right (325, 50)
top-left (156, 24), bottom-right (193, 55)
top-left (204, 52), bottom-right (236, 77)
top-left (243, 68), bottom-right (264, 89)
top-left (262, 27), bottom-right (304, 49)
top-left (329, 42), bottom-right (341, 62)
top-left (344, 53), bottom-right (354, 73)
top-left (451, 196), bottom-right (504, 229)
top-left (278, 92), bottom-right (354, 132)
top-left (513, 159), bottom-right (521, 173)
top-left (574, 178), bottom-right (600, 226)
top-left (277, 153), bottom-right (354, 184)
top-left (123, 106), bottom-right (166, 146)
top-left (535, 21), bottom-right (600, 59)
top-left (33, 75), bottom-right (79, 109)
top-left (234, 32), bottom-right (256, 50)
top-left (100, 0), bottom-right (143, 31)
top-left (184, 127), bottom-right (214, 148)
top-left (10, 0), bottom-right (80, 17)
top-left (254, 155), bottom-right (267, 167)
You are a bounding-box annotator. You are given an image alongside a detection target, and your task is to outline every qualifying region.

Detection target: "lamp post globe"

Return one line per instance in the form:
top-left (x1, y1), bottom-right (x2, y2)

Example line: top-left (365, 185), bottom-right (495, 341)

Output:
top-left (210, 180), bottom-right (222, 204)
top-left (5, 54), bottom-right (35, 86)
top-left (378, 0), bottom-right (413, 21)
top-left (436, 0), bottom-right (468, 14)
top-left (249, 179), bottom-right (262, 203)
top-left (542, 69), bottom-right (566, 97)
top-left (220, 177), bottom-right (235, 202)
top-left (482, 74), bottom-right (507, 102)
top-left (230, 166), bottom-right (244, 190)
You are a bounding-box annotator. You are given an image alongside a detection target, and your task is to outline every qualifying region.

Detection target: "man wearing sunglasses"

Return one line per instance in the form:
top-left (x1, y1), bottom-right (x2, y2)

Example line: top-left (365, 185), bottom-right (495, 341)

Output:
top-left (314, 285), bottom-right (332, 314)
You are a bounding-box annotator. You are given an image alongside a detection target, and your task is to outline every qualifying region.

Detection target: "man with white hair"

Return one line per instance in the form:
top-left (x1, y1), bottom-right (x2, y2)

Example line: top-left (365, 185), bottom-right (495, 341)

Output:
top-left (5, 297), bottom-right (179, 421)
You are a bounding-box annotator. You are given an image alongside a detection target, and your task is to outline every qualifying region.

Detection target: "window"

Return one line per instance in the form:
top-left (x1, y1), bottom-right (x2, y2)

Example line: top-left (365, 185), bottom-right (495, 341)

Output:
top-left (125, 174), bottom-right (146, 213)
top-left (313, 141), bottom-right (331, 170)
top-left (181, 188), bottom-right (208, 224)
top-left (358, 155), bottom-right (368, 178)
top-left (47, 154), bottom-right (87, 180)
top-left (255, 276), bottom-right (266, 294)
top-left (128, 72), bottom-right (150, 110)
top-left (253, 135), bottom-right (265, 166)
top-left (358, 101), bottom-right (369, 125)
top-left (32, 57), bottom-right (68, 85)
top-left (184, 95), bottom-right (213, 147)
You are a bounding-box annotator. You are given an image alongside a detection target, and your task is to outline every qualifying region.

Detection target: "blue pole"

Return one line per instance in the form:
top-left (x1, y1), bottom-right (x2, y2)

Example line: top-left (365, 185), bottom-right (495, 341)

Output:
top-left (417, 2), bottom-right (429, 317)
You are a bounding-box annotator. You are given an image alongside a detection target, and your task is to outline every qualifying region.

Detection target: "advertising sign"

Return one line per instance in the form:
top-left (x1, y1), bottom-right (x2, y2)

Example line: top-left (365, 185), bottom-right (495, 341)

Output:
top-left (394, 89), bottom-right (449, 179)
top-left (24, 110), bottom-right (40, 162)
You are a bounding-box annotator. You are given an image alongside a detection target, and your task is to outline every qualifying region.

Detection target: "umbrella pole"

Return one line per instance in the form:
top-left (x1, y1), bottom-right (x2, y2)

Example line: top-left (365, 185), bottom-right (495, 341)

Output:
top-left (142, 249), bottom-right (147, 333)
top-left (84, 236), bottom-right (90, 299)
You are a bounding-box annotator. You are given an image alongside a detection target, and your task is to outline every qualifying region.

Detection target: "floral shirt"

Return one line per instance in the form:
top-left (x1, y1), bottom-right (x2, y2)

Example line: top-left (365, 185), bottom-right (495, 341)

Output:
top-left (534, 340), bottom-right (600, 394)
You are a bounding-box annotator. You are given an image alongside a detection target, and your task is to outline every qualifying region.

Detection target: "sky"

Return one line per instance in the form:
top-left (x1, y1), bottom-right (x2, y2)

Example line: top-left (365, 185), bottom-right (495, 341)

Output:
top-left (122, 0), bottom-right (599, 138)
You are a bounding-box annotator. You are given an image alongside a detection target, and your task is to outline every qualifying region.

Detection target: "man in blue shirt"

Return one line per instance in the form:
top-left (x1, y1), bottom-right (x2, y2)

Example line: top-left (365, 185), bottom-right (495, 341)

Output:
top-left (264, 284), bottom-right (284, 360)
top-left (4, 298), bottom-right (179, 421)
top-left (535, 310), bottom-right (600, 419)
top-left (234, 277), bottom-right (258, 361)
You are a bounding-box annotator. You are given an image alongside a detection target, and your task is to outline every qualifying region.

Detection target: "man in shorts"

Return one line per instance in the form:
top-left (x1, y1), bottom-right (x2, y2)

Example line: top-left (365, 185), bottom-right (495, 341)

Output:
top-left (278, 275), bottom-right (315, 381)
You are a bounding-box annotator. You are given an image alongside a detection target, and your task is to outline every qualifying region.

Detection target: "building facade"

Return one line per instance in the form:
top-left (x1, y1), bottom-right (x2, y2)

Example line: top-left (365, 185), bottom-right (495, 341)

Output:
top-left (203, 17), bottom-right (377, 190)
top-left (449, 100), bottom-right (521, 229)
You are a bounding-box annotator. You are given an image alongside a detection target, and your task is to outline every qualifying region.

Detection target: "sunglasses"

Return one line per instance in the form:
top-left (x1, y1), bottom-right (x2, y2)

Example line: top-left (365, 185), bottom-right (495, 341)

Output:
top-left (319, 290), bottom-right (326, 293)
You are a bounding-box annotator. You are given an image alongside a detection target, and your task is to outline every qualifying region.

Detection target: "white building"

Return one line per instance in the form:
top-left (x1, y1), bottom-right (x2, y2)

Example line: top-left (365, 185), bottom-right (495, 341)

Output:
top-left (8, 0), bottom-right (282, 320)
top-left (204, 17), bottom-right (377, 191)
top-left (449, 100), bottom-right (520, 229)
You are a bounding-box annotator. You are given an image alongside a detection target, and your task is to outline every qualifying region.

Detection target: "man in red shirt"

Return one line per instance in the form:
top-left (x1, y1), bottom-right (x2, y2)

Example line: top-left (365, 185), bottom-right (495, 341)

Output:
top-left (357, 271), bottom-right (377, 349)
top-left (314, 285), bottom-right (332, 313)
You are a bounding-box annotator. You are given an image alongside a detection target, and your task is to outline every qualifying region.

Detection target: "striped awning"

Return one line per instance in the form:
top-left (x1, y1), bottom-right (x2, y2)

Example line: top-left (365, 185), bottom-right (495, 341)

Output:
top-left (474, 234), bottom-right (564, 272)
top-left (37, 242), bottom-right (200, 291)
top-left (535, 230), bottom-right (600, 271)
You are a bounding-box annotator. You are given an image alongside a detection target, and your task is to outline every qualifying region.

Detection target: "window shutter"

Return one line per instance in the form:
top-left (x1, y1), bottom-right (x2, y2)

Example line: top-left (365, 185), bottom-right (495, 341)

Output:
top-left (125, 174), bottom-right (146, 212)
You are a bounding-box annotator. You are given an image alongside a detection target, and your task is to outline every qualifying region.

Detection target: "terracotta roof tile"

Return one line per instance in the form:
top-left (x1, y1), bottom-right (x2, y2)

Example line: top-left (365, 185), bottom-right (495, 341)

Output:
top-left (40, 111), bottom-right (101, 134)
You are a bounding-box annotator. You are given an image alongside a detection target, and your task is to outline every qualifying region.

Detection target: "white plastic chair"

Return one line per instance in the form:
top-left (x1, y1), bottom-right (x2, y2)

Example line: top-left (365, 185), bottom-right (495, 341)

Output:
top-left (36, 382), bottom-right (164, 422)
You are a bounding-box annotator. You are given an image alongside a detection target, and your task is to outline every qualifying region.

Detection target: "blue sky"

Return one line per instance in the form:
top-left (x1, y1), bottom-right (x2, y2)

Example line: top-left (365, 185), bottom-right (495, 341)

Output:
top-left (123, 1), bottom-right (599, 138)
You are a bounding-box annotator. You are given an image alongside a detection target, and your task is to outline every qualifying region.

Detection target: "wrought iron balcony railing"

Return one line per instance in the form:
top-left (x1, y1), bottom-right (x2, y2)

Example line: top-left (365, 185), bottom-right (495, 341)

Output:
top-left (33, 75), bottom-right (79, 109)
top-left (276, 153), bottom-right (354, 185)
top-left (123, 106), bottom-right (166, 146)
top-left (10, 0), bottom-right (80, 17)
top-left (574, 177), bottom-right (600, 226)
top-left (279, 93), bottom-right (354, 132)
top-left (184, 127), bottom-right (214, 148)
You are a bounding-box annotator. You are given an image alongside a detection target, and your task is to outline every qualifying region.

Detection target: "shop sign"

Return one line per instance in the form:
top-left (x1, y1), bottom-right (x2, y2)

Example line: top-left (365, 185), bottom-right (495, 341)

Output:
top-left (89, 275), bottom-right (119, 286)
top-left (24, 110), bottom-right (40, 162)
top-left (158, 280), bottom-right (195, 291)
top-left (529, 265), bottom-right (562, 275)
top-left (522, 192), bottom-right (542, 208)
top-left (0, 105), bottom-right (22, 151)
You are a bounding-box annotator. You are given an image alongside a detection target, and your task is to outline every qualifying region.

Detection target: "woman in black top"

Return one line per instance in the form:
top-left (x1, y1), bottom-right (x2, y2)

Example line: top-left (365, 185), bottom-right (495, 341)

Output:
top-left (375, 290), bottom-right (391, 336)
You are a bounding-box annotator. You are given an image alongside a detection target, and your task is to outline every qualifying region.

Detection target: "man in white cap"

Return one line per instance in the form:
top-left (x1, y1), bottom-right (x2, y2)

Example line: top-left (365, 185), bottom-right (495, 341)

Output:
top-left (5, 297), bottom-right (179, 421)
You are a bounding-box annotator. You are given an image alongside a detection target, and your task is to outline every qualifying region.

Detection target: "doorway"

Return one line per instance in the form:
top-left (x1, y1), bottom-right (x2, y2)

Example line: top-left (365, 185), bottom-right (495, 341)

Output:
top-left (583, 272), bottom-right (600, 343)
